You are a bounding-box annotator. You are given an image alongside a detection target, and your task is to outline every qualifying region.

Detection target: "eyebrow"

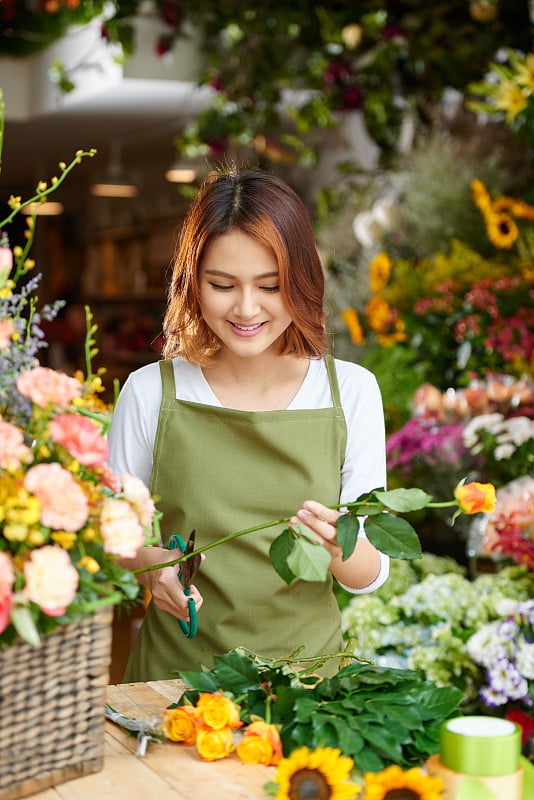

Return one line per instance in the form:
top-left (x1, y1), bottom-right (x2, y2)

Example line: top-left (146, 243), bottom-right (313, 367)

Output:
top-left (204, 269), bottom-right (279, 280)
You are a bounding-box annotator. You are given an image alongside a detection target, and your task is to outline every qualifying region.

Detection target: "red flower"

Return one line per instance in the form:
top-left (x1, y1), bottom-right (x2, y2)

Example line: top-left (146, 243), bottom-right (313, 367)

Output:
top-left (505, 709), bottom-right (534, 746)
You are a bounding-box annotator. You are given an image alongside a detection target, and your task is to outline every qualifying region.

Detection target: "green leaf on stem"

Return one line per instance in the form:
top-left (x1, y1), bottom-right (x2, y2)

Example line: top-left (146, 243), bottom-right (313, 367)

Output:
top-left (287, 537), bottom-right (331, 583)
top-left (269, 528), bottom-right (297, 585)
top-left (364, 514), bottom-right (422, 560)
top-left (374, 487), bottom-right (433, 513)
top-left (11, 604), bottom-right (40, 646)
top-left (337, 513), bottom-right (359, 561)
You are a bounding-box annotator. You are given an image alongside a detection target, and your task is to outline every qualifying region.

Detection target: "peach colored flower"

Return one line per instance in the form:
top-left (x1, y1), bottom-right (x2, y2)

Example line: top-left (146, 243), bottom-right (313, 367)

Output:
top-left (0, 552), bottom-right (14, 634)
top-left (24, 462), bottom-right (89, 530)
top-left (100, 497), bottom-right (144, 558)
top-left (120, 473), bottom-right (155, 527)
top-left (236, 720), bottom-right (283, 765)
top-left (0, 318), bottom-right (16, 349)
top-left (196, 726), bottom-right (235, 761)
top-left (49, 414), bottom-right (109, 466)
top-left (196, 693), bottom-right (243, 731)
top-left (455, 481), bottom-right (497, 515)
top-left (162, 706), bottom-right (199, 745)
top-left (17, 366), bottom-right (82, 409)
top-left (0, 418), bottom-right (32, 469)
top-left (95, 462), bottom-right (121, 493)
top-left (24, 545), bottom-right (79, 616)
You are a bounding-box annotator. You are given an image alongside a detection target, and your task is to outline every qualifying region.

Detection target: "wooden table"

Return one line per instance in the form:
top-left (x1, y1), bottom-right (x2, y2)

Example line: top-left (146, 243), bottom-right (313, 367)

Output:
top-left (31, 680), bottom-right (273, 800)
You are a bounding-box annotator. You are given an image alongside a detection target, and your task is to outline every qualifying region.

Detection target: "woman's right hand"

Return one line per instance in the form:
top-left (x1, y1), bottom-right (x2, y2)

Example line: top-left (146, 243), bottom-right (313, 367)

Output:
top-left (123, 546), bottom-right (204, 622)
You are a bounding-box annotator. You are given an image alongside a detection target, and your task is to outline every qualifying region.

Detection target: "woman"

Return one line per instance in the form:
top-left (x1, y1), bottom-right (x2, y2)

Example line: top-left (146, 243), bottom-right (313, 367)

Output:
top-left (108, 167), bottom-right (389, 681)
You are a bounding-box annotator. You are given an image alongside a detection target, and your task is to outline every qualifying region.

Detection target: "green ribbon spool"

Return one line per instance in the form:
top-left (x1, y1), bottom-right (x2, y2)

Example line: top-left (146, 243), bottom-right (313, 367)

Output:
top-left (441, 716), bottom-right (521, 777)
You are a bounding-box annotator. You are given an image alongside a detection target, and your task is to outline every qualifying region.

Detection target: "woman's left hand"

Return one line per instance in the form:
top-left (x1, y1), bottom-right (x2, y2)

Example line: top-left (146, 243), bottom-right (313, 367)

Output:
top-left (290, 500), bottom-right (342, 558)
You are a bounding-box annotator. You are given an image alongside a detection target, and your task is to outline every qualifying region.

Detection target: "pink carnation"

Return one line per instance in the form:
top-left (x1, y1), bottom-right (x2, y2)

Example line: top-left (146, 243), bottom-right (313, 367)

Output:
top-left (49, 414), bottom-right (109, 466)
top-left (17, 366), bottom-right (82, 409)
top-left (24, 545), bottom-right (79, 616)
top-left (100, 497), bottom-right (144, 559)
top-left (0, 418), bottom-right (32, 469)
top-left (96, 462), bottom-right (121, 493)
top-left (0, 318), bottom-right (16, 349)
top-left (0, 552), bottom-right (14, 634)
top-left (121, 473), bottom-right (155, 527)
top-left (24, 462), bottom-right (89, 530)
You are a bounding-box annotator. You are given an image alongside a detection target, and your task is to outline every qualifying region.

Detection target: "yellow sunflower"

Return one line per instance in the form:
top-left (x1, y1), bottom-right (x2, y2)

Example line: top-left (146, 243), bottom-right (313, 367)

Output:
top-left (361, 764), bottom-right (443, 800)
top-left (485, 211), bottom-right (519, 249)
top-left (516, 53), bottom-right (534, 91)
top-left (274, 746), bottom-right (358, 800)
top-left (341, 308), bottom-right (365, 344)
top-left (369, 252), bottom-right (393, 293)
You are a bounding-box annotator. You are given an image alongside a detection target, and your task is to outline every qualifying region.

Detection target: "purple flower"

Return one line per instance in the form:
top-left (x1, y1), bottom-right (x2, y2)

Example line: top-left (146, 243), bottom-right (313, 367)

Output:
top-left (386, 417), bottom-right (467, 471)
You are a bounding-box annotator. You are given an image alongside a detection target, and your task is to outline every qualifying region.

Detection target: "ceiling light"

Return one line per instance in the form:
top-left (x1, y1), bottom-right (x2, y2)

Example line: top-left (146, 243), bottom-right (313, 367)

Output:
top-left (90, 142), bottom-right (138, 198)
top-left (21, 201), bottom-right (64, 216)
top-left (90, 182), bottom-right (138, 198)
top-left (165, 162), bottom-right (197, 184)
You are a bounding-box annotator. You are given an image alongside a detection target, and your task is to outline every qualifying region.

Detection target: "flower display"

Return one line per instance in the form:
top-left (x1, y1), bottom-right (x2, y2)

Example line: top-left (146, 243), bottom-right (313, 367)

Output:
top-left (342, 557), bottom-right (534, 717)
top-left (466, 597), bottom-right (534, 718)
top-left (468, 476), bottom-right (534, 570)
top-left (0, 364), bottom-right (158, 646)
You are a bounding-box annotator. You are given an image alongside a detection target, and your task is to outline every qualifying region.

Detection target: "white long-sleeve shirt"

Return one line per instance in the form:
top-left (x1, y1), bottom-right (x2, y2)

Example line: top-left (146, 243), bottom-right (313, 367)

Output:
top-left (108, 356), bottom-right (389, 593)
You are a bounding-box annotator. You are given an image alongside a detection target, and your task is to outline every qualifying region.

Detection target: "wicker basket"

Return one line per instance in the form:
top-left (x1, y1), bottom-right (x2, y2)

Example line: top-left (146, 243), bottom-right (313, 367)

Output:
top-left (0, 607), bottom-right (113, 800)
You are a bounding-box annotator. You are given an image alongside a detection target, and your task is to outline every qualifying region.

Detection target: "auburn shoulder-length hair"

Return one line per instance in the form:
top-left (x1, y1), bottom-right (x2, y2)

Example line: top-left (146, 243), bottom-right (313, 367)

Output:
top-left (162, 167), bottom-right (327, 365)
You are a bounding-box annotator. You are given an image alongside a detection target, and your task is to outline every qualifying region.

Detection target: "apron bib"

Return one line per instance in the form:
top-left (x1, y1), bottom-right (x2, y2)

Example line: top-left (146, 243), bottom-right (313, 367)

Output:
top-left (124, 355), bottom-right (347, 681)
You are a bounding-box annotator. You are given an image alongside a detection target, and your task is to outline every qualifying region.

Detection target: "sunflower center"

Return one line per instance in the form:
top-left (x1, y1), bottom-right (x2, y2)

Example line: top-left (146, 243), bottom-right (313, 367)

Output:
top-left (498, 220), bottom-right (511, 234)
top-left (384, 790), bottom-right (421, 800)
top-left (289, 768), bottom-right (331, 800)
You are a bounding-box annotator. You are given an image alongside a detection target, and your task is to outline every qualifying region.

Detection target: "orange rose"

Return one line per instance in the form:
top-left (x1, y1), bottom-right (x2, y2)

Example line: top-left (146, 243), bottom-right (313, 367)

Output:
top-left (162, 705), bottom-right (199, 745)
top-left (236, 720), bottom-right (283, 766)
top-left (196, 692), bottom-right (243, 730)
top-left (196, 726), bottom-right (235, 761)
top-left (455, 481), bottom-right (496, 515)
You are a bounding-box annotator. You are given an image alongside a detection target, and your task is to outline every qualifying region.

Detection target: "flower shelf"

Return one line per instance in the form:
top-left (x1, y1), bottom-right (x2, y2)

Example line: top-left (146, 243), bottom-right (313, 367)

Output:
top-left (0, 607), bottom-right (113, 800)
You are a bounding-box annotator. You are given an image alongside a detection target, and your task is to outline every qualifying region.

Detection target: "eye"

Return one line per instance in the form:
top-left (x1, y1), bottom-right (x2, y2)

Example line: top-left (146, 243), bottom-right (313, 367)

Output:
top-left (209, 282), bottom-right (233, 291)
top-left (261, 285), bottom-right (280, 293)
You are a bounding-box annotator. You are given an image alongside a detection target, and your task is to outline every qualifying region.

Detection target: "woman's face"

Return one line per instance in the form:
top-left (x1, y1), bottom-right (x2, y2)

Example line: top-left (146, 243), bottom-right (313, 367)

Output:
top-left (199, 229), bottom-right (292, 361)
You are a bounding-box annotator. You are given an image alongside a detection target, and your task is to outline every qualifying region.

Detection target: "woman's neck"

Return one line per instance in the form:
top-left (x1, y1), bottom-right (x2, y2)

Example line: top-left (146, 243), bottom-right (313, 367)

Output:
top-left (201, 353), bottom-right (310, 411)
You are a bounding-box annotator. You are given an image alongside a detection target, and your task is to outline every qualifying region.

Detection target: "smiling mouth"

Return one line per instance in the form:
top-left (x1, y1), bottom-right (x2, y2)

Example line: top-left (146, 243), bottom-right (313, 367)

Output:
top-left (230, 322), bottom-right (265, 331)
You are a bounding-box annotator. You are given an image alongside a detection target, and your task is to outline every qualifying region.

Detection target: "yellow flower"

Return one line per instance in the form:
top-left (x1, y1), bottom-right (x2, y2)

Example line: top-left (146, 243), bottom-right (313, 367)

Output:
top-left (341, 308), bottom-right (365, 344)
top-left (365, 296), bottom-right (394, 333)
top-left (471, 178), bottom-right (492, 214)
top-left (162, 705), bottom-right (199, 745)
top-left (52, 531), bottom-right (78, 549)
top-left (492, 196), bottom-right (534, 222)
top-left (485, 211), bottom-right (519, 249)
top-left (493, 78), bottom-right (528, 122)
top-left (77, 555), bottom-right (100, 574)
top-left (341, 24), bottom-right (362, 49)
top-left (195, 692), bottom-right (243, 730)
top-left (455, 481), bottom-right (496, 515)
top-left (369, 252), bottom-right (393, 293)
top-left (362, 764), bottom-right (443, 799)
top-left (236, 720), bottom-right (283, 766)
top-left (196, 726), bottom-right (235, 761)
top-left (273, 746), bottom-right (357, 800)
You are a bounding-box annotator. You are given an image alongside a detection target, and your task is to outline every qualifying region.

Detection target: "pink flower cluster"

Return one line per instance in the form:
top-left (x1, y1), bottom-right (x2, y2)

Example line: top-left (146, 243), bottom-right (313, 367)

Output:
top-left (1, 366), bottom-right (157, 640)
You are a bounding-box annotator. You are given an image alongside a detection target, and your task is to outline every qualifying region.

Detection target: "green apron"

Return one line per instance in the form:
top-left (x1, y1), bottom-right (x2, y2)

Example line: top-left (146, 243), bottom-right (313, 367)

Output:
top-left (123, 355), bottom-right (347, 682)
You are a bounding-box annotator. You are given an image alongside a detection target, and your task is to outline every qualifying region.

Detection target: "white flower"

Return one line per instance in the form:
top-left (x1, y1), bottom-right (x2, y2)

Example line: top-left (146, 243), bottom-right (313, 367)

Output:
top-left (495, 598), bottom-right (520, 616)
top-left (352, 211), bottom-right (383, 248)
top-left (466, 622), bottom-right (506, 667)
top-left (100, 497), bottom-right (144, 559)
top-left (24, 545), bottom-right (79, 617)
top-left (371, 196), bottom-right (399, 231)
top-left (516, 640), bottom-right (534, 680)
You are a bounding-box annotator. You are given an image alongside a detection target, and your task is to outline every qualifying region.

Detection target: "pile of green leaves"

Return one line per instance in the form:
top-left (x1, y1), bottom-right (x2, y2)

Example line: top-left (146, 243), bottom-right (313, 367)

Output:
top-left (175, 649), bottom-right (464, 773)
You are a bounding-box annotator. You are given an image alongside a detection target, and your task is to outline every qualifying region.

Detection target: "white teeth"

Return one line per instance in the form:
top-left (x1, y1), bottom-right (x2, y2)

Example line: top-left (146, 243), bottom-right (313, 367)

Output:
top-left (233, 323), bottom-right (262, 331)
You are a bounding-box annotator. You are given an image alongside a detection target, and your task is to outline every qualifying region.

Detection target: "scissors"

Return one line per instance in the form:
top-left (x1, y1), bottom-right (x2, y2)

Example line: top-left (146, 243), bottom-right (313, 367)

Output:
top-left (168, 530), bottom-right (200, 638)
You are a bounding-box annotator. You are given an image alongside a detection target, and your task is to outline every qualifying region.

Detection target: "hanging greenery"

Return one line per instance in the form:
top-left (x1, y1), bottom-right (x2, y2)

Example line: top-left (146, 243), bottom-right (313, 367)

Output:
top-left (0, 1), bottom-right (532, 165)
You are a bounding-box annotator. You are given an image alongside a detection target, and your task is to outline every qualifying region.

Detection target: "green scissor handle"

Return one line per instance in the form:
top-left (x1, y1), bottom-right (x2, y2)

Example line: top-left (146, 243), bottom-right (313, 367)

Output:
top-left (168, 533), bottom-right (198, 638)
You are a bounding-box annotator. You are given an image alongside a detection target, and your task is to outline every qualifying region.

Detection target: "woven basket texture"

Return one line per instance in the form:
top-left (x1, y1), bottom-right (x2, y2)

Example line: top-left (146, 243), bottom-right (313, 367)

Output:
top-left (0, 607), bottom-right (113, 800)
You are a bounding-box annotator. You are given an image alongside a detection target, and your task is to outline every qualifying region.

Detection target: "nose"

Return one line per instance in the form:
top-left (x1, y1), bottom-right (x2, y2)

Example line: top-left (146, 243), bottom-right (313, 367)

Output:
top-left (233, 287), bottom-right (261, 319)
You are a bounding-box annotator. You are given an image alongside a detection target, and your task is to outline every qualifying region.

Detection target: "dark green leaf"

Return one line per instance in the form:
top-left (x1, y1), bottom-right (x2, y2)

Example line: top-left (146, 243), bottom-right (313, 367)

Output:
top-left (269, 529), bottom-right (297, 585)
top-left (374, 487), bottom-right (433, 512)
top-left (364, 514), bottom-right (422, 560)
top-left (287, 537), bottom-right (331, 582)
top-left (212, 650), bottom-right (261, 691)
top-left (293, 696), bottom-right (319, 723)
top-left (337, 513), bottom-right (359, 561)
top-left (178, 670), bottom-right (219, 692)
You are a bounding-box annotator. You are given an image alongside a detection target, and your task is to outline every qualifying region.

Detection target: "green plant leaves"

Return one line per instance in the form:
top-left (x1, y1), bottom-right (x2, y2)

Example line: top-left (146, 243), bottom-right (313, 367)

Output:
top-left (373, 487), bottom-right (434, 512)
top-left (364, 514), bottom-right (422, 560)
top-left (176, 650), bottom-right (464, 774)
top-left (336, 513), bottom-right (359, 561)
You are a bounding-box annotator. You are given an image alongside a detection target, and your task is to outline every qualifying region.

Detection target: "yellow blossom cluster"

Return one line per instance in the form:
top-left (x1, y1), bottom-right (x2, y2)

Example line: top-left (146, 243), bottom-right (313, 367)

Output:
top-left (471, 178), bottom-right (534, 250)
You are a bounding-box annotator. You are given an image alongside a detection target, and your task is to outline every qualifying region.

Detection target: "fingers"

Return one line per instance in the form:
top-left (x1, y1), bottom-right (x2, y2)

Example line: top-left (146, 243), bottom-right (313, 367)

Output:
top-left (290, 500), bottom-right (342, 552)
top-left (146, 555), bottom-right (204, 621)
